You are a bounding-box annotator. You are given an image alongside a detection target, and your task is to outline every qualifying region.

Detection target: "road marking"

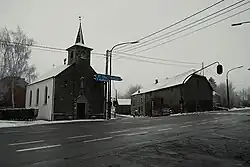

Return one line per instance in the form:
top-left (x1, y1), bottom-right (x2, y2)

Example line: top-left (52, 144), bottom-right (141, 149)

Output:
top-left (124, 131), bottom-right (148, 136)
top-left (122, 121), bottom-right (132, 124)
top-left (67, 135), bottom-right (92, 139)
top-left (135, 141), bottom-right (151, 145)
top-left (180, 125), bottom-right (192, 128)
top-left (157, 128), bottom-right (172, 132)
top-left (109, 129), bottom-right (130, 134)
top-left (4, 131), bottom-right (21, 134)
top-left (16, 144), bottom-right (61, 152)
top-left (9, 140), bottom-right (44, 146)
top-left (84, 137), bottom-right (113, 143)
top-left (196, 122), bottom-right (207, 125)
top-left (139, 126), bottom-right (154, 130)
top-left (104, 122), bottom-right (116, 125)
top-left (184, 121), bottom-right (193, 124)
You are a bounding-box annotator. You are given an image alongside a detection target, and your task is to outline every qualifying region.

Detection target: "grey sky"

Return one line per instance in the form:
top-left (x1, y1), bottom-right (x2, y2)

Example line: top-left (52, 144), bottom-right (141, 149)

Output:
top-left (1, 0), bottom-right (250, 95)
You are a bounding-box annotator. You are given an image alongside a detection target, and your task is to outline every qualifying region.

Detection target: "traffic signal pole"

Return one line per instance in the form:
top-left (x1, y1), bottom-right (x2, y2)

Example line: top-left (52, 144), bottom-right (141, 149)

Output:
top-left (104, 50), bottom-right (109, 119)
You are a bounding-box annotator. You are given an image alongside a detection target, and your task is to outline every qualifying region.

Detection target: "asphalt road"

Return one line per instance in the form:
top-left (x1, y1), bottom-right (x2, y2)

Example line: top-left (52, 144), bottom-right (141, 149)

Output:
top-left (0, 110), bottom-right (250, 167)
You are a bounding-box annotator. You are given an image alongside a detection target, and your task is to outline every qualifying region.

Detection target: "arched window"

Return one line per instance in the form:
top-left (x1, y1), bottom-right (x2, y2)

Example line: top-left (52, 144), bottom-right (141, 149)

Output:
top-left (36, 88), bottom-right (39, 106)
top-left (44, 86), bottom-right (48, 105)
top-left (29, 90), bottom-right (32, 106)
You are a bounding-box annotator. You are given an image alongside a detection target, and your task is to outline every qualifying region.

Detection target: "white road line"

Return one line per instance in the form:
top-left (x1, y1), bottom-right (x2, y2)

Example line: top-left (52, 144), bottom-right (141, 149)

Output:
top-left (16, 144), bottom-right (61, 153)
top-left (9, 140), bottom-right (44, 146)
top-left (84, 137), bottom-right (113, 143)
top-left (104, 122), bottom-right (116, 125)
top-left (157, 128), bottom-right (172, 132)
top-left (196, 122), bottom-right (207, 125)
top-left (67, 135), bottom-right (92, 139)
top-left (124, 131), bottom-right (148, 136)
top-left (180, 125), bottom-right (192, 128)
top-left (184, 121), bottom-right (193, 124)
top-left (108, 129), bottom-right (130, 134)
top-left (139, 126), bottom-right (154, 130)
top-left (135, 141), bottom-right (151, 145)
top-left (122, 121), bottom-right (132, 124)
top-left (4, 131), bottom-right (21, 134)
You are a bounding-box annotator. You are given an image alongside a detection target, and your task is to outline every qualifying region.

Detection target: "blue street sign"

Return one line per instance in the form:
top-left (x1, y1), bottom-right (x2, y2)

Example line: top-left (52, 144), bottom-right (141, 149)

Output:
top-left (94, 74), bottom-right (122, 82)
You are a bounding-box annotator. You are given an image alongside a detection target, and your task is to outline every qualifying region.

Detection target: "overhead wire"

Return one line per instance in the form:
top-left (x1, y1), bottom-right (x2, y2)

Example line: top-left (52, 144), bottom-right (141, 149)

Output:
top-left (121, 0), bottom-right (248, 52)
top-left (133, 7), bottom-right (250, 54)
top-left (116, 0), bottom-right (224, 51)
top-left (0, 39), bottom-right (106, 57)
top-left (113, 51), bottom-right (200, 65)
top-left (114, 54), bottom-right (200, 68)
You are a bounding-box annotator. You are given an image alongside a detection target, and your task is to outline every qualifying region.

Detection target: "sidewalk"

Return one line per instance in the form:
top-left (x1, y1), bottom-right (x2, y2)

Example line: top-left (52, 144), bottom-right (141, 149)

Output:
top-left (0, 119), bottom-right (105, 128)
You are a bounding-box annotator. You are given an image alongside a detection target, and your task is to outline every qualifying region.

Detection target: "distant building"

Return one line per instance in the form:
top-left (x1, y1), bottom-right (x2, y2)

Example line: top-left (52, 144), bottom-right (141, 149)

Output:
top-left (25, 22), bottom-right (104, 120)
top-left (131, 70), bottom-right (213, 116)
top-left (115, 99), bottom-right (131, 115)
top-left (0, 76), bottom-right (27, 108)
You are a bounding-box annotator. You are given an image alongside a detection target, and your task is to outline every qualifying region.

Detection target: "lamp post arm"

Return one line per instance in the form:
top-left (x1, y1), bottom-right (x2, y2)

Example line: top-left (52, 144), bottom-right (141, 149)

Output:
top-left (110, 41), bottom-right (138, 52)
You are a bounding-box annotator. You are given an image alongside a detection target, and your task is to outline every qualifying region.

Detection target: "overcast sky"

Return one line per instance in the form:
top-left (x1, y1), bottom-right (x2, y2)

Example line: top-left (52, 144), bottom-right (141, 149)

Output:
top-left (1, 0), bottom-right (250, 95)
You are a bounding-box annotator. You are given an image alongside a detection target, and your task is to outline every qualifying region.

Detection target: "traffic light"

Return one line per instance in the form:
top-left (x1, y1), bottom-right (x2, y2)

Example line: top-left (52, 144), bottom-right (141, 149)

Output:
top-left (217, 64), bottom-right (223, 75)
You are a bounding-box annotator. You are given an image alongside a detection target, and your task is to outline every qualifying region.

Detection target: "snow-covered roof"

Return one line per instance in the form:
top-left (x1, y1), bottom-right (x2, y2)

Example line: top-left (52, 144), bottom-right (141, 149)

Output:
top-left (132, 69), bottom-right (201, 96)
top-left (117, 99), bottom-right (131, 106)
top-left (30, 64), bottom-right (71, 85)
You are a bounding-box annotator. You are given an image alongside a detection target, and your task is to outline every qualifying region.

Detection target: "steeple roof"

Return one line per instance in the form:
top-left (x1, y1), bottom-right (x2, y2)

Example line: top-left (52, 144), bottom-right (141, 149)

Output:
top-left (75, 17), bottom-right (84, 45)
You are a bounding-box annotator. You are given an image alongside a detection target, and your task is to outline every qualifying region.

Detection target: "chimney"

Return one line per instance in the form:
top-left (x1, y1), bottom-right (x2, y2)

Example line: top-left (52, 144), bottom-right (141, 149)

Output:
top-left (64, 58), bottom-right (66, 65)
top-left (155, 79), bottom-right (158, 84)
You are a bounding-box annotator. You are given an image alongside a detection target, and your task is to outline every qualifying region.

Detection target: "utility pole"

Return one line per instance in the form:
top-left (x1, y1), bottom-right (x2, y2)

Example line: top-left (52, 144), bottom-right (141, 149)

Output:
top-left (104, 50), bottom-right (109, 119)
top-left (202, 62), bottom-right (204, 76)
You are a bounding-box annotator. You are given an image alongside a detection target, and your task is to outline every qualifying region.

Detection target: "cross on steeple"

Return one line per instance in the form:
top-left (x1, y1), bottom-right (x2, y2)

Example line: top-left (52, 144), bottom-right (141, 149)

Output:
top-left (75, 16), bottom-right (84, 44)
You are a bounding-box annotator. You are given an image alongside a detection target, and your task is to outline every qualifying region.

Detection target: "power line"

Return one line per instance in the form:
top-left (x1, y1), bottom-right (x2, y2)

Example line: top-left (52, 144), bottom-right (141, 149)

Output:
top-left (122, 0), bottom-right (247, 52)
top-left (0, 40), bottom-right (105, 57)
top-left (113, 51), bottom-right (200, 65)
top-left (115, 54), bottom-right (200, 68)
top-left (133, 7), bottom-right (250, 54)
top-left (116, 0), bottom-right (224, 50)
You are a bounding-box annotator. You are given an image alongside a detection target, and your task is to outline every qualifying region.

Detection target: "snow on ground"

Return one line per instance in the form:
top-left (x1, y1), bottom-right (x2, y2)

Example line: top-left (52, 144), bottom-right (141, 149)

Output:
top-left (229, 107), bottom-right (250, 111)
top-left (0, 119), bottom-right (105, 128)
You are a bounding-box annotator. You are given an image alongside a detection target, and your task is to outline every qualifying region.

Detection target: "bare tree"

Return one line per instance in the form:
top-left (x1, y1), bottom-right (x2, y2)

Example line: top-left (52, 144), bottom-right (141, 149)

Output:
top-left (216, 82), bottom-right (236, 107)
top-left (208, 77), bottom-right (217, 90)
top-left (0, 26), bottom-right (37, 108)
top-left (119, 84), bottom-right (142, 99)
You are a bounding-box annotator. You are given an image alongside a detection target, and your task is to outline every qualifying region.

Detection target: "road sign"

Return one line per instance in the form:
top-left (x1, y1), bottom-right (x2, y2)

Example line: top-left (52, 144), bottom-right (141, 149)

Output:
top-left (94, 74), bottom-right (122, 82)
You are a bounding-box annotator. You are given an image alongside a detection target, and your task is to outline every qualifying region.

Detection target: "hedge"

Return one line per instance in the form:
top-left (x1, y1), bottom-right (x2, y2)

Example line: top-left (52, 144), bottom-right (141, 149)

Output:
top-left (0, 108), bottom-right (38, 120)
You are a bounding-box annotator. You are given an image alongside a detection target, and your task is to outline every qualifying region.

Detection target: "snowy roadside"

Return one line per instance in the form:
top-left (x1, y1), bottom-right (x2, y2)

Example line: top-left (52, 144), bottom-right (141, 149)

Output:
top-left (0, 119), bottom-right (105, 128)
top-left (170, 108), bottom-right (250, 117)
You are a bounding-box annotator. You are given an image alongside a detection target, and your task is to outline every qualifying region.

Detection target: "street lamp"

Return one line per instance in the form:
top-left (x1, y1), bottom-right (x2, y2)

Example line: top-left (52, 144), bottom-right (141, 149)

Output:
top-left (226, 66), bottom-right (243, 108)
top-left (107, 40), bottom-right (139, 119)
top-left (232, 21), bottom-right (250, 26)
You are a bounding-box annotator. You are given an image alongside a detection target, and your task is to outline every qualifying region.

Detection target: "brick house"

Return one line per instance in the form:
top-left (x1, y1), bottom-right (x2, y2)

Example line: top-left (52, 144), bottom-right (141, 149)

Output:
top-left (115, 99), bottom-right (131, 115)
top-left (0, 76), bottom-right (27, 108)
top-left (25, 22), bottom-right (104, 120)
top-left (131, 70), bottom-right (213, 116)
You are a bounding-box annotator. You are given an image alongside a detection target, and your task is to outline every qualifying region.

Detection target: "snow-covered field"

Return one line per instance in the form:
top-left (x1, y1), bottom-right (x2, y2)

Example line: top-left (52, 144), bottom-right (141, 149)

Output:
top-left (0, 119), bottom-right (105, 128)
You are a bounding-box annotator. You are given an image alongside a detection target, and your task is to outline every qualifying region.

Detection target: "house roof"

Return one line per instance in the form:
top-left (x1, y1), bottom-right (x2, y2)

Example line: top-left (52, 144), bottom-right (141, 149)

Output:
top-left (132, 69), bottom-right (202, 96)
top-left (29, 64), bottom-right (71, 85)
top-left (118, 99), bottom-right (131, 106)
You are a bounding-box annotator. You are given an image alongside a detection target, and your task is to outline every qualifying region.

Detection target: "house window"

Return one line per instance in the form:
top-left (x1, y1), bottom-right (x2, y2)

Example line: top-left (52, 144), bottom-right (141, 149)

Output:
top-left (161, 98), bottom-right (164, 104)
top-left (80, 77), bottom-right (84, 88)
top-left (36, 88), bottom-right (39, 106)
top-left (141, 97), bottom-right (143, 103)
top-left (44, 86), bottom-right (48, 105)
top-left (197, 80), bottom-right (200, 89)
top-left (70, 51), bottom-right (74, 59)
top-left (170, 88), bottom-right (173, 92)
top-left (29, 90), bottom-right (32, 106)
top-left (64, 80), bottom-right (68, 87)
